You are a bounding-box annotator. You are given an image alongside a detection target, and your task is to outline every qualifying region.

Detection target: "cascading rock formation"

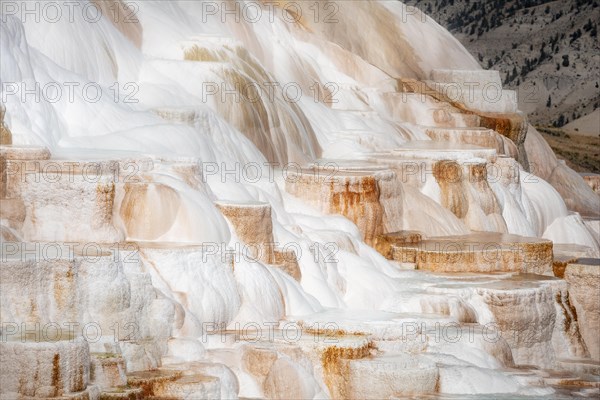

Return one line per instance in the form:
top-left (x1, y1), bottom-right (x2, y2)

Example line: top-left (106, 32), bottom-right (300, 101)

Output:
top-left (1, 1), bottom-right (599, 399)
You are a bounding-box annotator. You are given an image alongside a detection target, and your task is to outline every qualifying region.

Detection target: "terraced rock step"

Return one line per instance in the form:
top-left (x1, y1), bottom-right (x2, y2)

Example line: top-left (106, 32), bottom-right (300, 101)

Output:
top-left (273, 247), bottom-right (302, 281)
top-left (374, 231), bottom-right (423, 260)
top-left (8, 388), bottom-right (102, 400)
top-left (341, 354), bottom-right (438, 399)
top-left (204, 328), bottom-right (372, 399)
top-left (0, 144), bottom-right (51, 161)
top-left (429, 69), bottom-right (518, 114)
top-left (391, 81), bottom-right (483, 128)
top-left (1, 242), bottom-right (83, 323)
top-left (390, 140), bottom-right (497, 162)
top-left (0, 105), bottom-right (11, 144)
top-left (216, 201), bottom-right (275, 264)
top-left (99, 387), bottom-right (143, 400)
top-left (152, 107), bottom-right (205, 126)
top-left (431, 69), bottom-right (503, 87)
top-left (0, 241), bottom-right (122, 323)
top-left (378, 92), bottom-right (451, 125)
top-left (0, 239), bottom-right (166, 372)
top-left (557, 358), bottom-right (600, 376)
top-left (159, 362), bottom-right (238, 400)
top-left (564, 259), bottom-right (600, 361)
top-left (295, 309), bottom-right (454, 342)
top-left (423, 126), bottom-right (518, 157)
top-left (446, 112), bottom-right (481, 128)
top-left (553, 254), bottom-right (579, 279)
top-left (285, 166), bottom-right (400, 245)
top-left (551, 242), bottom-right (597, 279)
top-left (0, 337), bottom-right (91, 399)
top-left (428, 274), bottom-right (584, 368)
top-left (152, 375), bottom-right (220, 399)
top-left (400, 73), bottom-right (528, 165)
top-left (367, 142), bottom-right (494, 192)
top-left (425, 108), bottom-right (482, 128)
top-left (476, 111), bottom-right (529, 164)
top-left (1, 147), bottom-right (124, 242)
top-left (391, 232), bottom-right (553, 274)
top-left (286, 310), bottom-right (452, 399)
top-left (368, 144), bottom-right (502, 231)
top-left (307, 158), bottom-right (391, 172)
top-left (540, 368), bottom-right (600, 392)
top-left (153, 157), bottom-right (205, 190)
top-left (127, 370), bottom-right (183, 398)
top-left (91, 353), bottom-right (127, 389)
top-left (0, 145), bottom-right (50, 228)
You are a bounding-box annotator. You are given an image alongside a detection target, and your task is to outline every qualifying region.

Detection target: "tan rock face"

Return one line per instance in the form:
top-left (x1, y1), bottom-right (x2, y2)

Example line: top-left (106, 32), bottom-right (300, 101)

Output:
top-left (127, 369), bottom-right (183, 397)
top-left (286, 168), bottom-right (400, 245)
top-left (154, 374), bottom-right (221, 399)
top-left (374, 230), bottom-right (423, 260)
top-left (397, 75), bottom-right (529, 165)
top-left (0, 105), bottom-right (12, 145)
top-left (263, 357), bottom-right (318, 400)
top-left (0, 337), bottom-right (90, 398)
top-left (1, 147), bottom-right (124, 242)
top-left (216, 201), bottom-right (275, 264)
top-left (273, 248), bottom-right (302, 281)
top-left (478, 112), bottom-right (529, 150)
top-left (341, 355), bottom-right (439, 399)
top-left (0, 198), bottom-right (25, 231)
top-left (316, 335), bottom-right (372, 400)
top-left (90, 353), bottom-right (127, 389)
top-left (121, 181), bottom-right (181, 241)
top-left (564, 259), bottom-right (600, 360)
top-left (1, 250), bottom-right (80, 323)
top-left (171, 162), bottom-right (204, 191)
top-left (242, 346), bottom-right (278, 385)
top-left (0, 145), bottom-right (51, 161)
top-left (477, 283), bottom-right (558, 367)
top-left (553, 255), bottom-right (578, 279)
top-left (392, 232), bottom-right (553, 274)
top-left (433, 160), bottom-right (505, 232)
top-left (1, 240), bottom-right (172, 374)
top-left (14, 160), bottom-right (122, 242)
top-left (1, 145), bottom-right (51, 200)
top-left (425, 102), bottom-right (482, 129)
top-left (425, 127), bottom-right (511, 156)
top-left (427, 275), bottom-right (588, 368)
top-left (491, 155), bottom-right (521, 188)
top-left (366, 142), bottom-right (508, 233)
top-left (434, 161), bottom-right (470, 219)
top-left (0, 224), bottom-right (20, 241)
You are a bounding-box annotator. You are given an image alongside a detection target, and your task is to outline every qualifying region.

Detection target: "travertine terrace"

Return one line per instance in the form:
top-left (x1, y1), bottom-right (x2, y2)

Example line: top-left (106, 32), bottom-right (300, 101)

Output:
top-left (1, 1), bottom-right (599, 399)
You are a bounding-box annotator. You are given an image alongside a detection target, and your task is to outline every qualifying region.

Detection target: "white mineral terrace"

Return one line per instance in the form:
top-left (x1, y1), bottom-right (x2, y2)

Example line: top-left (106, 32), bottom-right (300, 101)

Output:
top-left (0, 0), bottom-right (599, 399)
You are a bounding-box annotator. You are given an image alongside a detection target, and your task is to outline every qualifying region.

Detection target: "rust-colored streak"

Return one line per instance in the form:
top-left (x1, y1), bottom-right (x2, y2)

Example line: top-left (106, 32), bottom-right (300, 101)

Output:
top-left (433, 161), bottom-right (468, 219)
top-left (321, 342), bottom-right (371, 399)
top-left (328, 176), bottom-right (384, 245)
top-left (52, 354), bottom-right (63, 396)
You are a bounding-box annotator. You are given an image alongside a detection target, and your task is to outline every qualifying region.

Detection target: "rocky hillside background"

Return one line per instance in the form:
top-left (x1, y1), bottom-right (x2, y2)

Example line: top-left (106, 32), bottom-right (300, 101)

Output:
top-left (406, 0), bottom-right (599, 130)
